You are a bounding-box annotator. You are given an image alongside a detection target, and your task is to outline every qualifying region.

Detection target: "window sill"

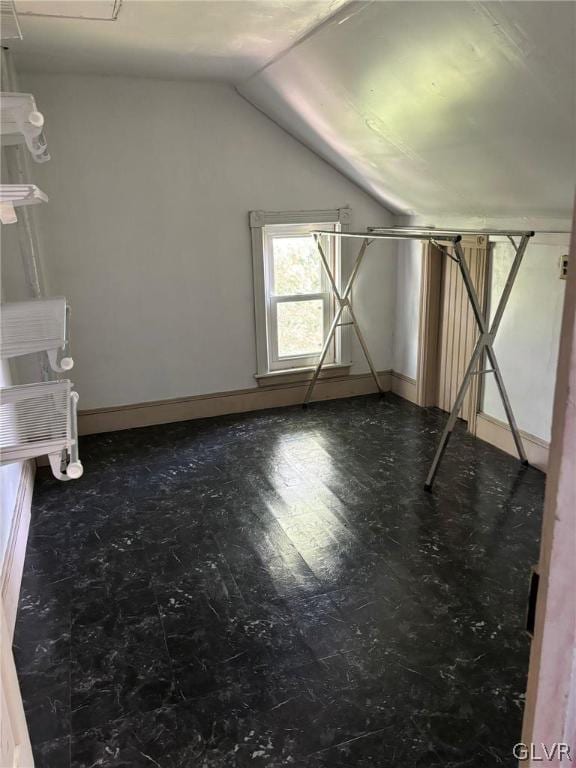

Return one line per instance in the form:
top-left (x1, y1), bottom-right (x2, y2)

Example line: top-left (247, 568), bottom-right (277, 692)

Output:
top-left (254, 363), bottom-right (352, 388)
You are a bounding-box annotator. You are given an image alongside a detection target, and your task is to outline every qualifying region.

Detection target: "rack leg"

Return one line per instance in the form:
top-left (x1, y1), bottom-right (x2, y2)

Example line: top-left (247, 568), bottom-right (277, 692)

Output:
top-left (46, 348), bottom-right (73, 373)
top-left (457, 235), bottom-right (528, 464)
top-left (60, 302), bottom-right (74, 370)
top-left (304, 237), bottom-right (371, 407)
top-left (346, 303), bottom-right (384, 395)
top-left (67, 391), bottom-right (83, 478)
top-left (303, 304), bottom-right (344, 407)
top-left (424, 336), bottom-right (485, 490)
top-left (48, 452), bottom-right (66, 481)
top-left (425, 234), bottom-right (530, 489)
top-left (485, 345), bottom-right (528, 464)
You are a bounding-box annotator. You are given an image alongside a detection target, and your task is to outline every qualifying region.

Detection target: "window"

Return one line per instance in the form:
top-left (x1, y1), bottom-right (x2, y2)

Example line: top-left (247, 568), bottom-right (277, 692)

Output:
top-left (265, 222), bottom-right (337, 370)
top-left (250, 209), bottom-right (351, 378)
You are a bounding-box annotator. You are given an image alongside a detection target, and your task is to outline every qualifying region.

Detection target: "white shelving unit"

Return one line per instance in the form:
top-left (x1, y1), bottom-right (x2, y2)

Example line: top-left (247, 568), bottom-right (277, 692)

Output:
top-left (1, 92), bottom-right (50, 163)
top-left (0, 380), bottom-right (83, 480)
top-left (1, 49), bottom-right (84, 483)
top-left (0, 184), bottom-right (48, 224)
top-left (0, 1), bottom-right (22, 41)
top-left (1, 297), bottom-right (74, 372)
top-left (0, 22), bottom-right (80, 763)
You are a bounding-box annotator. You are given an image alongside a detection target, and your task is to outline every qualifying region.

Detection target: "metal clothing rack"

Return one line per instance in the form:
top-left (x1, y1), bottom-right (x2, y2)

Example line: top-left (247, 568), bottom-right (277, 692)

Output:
top-left (306, 226), bottom-right (535, 490)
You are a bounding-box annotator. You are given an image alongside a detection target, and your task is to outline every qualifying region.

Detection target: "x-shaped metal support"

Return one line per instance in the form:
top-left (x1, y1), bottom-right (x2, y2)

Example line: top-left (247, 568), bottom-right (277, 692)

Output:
top-left (303, 235), bottom-right (384, 406)
top-left (424, 233), bottom-right (532, 489)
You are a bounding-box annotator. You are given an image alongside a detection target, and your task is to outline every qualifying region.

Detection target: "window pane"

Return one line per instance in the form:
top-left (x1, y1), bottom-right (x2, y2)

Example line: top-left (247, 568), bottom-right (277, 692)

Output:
top-left (277, 300), bottom-right (324, 358)
top-left (272, 236), bottom-right (323, 295)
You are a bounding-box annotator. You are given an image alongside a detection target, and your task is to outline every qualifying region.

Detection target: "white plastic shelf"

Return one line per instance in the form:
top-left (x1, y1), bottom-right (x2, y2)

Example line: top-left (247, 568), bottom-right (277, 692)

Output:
top-left (0, 184), bottom-right (48, 224)
top-left (0, 92), bottom-right (50, 163)
top-left (0, 1), bottom-right (22, 41)
top-left (1, 297), bottom-right (73, 372)
top-left (0, 380), bottom-right (83, 481)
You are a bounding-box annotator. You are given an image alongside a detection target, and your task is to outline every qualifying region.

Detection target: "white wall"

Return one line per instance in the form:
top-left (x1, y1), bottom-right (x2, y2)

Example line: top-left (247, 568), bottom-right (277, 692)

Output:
top-left (22, 73), bottom-right (396, 410)
top-left (483, 235), bottom-right (568, 442)
top-left (392, 240), bottom-right (421, 380)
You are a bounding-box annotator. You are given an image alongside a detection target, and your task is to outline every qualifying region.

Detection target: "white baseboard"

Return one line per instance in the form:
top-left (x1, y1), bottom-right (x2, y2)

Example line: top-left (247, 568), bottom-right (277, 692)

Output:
top-left (74, 375), bottom-right (549, 477)
top-left (1, 461), bottom-right (35, 640)
top-left (475, 412), bottom-right (549, 472)
top-left (391, 371), bottom-right (419, 404)
top-left (78, 370), bottom-right (393, 435)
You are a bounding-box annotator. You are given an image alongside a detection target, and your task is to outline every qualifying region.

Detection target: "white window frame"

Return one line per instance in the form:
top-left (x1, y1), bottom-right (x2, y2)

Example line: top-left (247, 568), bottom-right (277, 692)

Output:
top-left (250, 208), bottom-right (352, 378)
top-left (265, 221), bottom-right (337, 371)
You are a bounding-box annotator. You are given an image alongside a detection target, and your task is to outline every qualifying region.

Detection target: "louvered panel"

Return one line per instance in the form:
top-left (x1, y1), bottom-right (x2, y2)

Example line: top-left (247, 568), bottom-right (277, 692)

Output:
top-left (436, 236), bottom-right (488, 423)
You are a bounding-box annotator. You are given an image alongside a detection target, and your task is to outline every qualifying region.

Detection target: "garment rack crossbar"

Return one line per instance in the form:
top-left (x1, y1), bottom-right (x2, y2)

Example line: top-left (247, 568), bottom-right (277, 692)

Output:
top-left (304, 226), bottom-right (535, 490)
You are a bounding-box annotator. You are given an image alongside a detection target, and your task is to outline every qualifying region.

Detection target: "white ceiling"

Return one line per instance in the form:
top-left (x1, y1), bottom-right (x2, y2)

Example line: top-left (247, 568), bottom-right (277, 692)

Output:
top-left (16, 1), bottom-right (120, 20)
top-left (11, 0), bottom-right (348, 81)
top-left (240, 1), bottom-right (576, 219)
top-left (9, 0), bottom-right (576, 220)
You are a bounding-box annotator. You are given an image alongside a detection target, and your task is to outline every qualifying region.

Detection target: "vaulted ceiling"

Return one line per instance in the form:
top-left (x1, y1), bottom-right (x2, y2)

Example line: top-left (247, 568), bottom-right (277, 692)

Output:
top-left (239, 1), bottom-right (576, 219)
top-left (10, 0), bottom-right (576, 220)
top-left (11, 0), bottom-right (348, 81)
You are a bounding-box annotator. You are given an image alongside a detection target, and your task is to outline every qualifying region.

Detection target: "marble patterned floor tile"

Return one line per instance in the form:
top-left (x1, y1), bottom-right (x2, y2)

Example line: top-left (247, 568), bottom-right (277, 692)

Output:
top-left (70, 584), bottom-right (175, 732)
top-left (31, 736), bottom-right (71, 768)
top-left (14, 394), bottom-right (543, 767)
top-left (160, 596), bottom-right (317, 701)
top-left (22, 680), bottom-right (70, 746)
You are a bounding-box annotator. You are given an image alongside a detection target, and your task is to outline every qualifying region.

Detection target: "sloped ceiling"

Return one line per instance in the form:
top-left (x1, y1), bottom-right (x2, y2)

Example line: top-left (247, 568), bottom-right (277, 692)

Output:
top-left (239, 1), bottom-right (576, 219)
top-left (10, 0), bottom-right (576, 220)
top-left (11, 0), bottom-right (348, 81)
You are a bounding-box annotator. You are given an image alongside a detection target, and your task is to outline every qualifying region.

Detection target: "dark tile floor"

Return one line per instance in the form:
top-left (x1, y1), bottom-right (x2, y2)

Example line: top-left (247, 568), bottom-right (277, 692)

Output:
top-left (14, 394), bottom-right (544, 767)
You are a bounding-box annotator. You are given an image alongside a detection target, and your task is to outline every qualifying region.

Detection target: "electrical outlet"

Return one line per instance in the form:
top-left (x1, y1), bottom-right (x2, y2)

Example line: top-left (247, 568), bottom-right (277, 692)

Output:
top-left (560, 255), bottom-right (568, 280)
